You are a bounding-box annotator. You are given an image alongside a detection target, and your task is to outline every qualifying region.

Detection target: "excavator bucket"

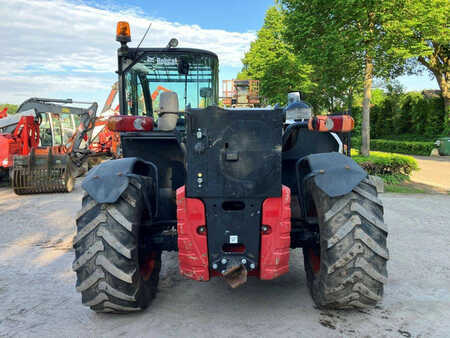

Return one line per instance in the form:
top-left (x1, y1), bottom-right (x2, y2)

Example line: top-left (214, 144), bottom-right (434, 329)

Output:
top-left (12, 148), bottom-right (74, 194)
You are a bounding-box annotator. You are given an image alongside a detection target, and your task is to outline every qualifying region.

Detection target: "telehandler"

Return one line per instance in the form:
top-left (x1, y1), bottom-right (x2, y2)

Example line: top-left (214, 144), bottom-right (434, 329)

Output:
top-left (73, 22), bottom-right (388, 313)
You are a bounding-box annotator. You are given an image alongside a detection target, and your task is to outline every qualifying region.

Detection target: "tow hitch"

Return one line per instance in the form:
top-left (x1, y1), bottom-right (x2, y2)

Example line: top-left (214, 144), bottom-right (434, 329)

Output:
top-left (222, 263), bottom-right (248, 288)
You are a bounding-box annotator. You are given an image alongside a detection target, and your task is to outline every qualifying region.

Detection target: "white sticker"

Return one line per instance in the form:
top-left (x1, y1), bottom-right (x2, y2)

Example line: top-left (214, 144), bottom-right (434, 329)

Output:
top-left (229, 235), bottom-right (238, 244)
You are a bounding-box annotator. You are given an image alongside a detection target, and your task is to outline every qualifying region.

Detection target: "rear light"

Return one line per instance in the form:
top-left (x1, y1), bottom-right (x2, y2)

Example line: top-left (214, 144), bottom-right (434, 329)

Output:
top-left (308, 115), bottom-right (354, 132)
top-left (107, 115), bottom-right (154, 132)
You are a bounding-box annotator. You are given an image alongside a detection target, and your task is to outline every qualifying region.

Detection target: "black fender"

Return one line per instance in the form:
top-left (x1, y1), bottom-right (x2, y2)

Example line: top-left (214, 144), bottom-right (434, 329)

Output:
top-left (82, 157), bottom-right (159, 215)
top-left (297, 152), bottom-right (367, 198)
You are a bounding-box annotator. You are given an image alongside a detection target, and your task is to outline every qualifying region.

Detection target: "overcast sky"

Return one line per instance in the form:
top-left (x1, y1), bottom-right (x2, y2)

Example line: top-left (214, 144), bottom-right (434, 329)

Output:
top-left (0, 0), bottom-right (438, 106)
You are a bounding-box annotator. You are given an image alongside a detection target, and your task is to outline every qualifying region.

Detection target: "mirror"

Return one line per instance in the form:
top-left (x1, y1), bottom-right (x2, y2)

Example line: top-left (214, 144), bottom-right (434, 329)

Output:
top-left (177, 58), bottom-right (189, 75)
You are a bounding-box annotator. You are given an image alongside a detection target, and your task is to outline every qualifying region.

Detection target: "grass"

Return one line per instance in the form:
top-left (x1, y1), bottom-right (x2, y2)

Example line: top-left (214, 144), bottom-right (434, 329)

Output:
top-left (385, 184), bottom-right (426, 194)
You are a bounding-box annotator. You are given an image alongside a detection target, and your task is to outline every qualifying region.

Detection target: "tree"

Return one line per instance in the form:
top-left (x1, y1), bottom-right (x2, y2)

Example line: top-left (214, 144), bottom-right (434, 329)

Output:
top-left (238, 6), bottom-right (315, 105)
top-left (0, 104), bottom-right (19, 114)
top-left (282, 0), bottom-right (405, 155)
top-left (384, 0), bottom-right (449, 134)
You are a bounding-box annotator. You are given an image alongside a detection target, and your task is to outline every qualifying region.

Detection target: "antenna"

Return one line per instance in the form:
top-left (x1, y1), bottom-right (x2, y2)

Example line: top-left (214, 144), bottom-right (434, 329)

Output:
top-left (136, 22), bottom-right (152, 49)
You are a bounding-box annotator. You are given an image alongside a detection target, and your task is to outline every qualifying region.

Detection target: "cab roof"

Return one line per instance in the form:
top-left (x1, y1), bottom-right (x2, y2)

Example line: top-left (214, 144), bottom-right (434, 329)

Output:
top-left (124, 48), bottom-right (219, 60)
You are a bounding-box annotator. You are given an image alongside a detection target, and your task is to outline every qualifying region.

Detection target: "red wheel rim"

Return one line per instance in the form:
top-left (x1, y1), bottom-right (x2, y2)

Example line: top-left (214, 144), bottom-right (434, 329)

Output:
top-left (309, 248), bottom-right (321, 274)
top-left (140, 253), bottom-right (156, 281)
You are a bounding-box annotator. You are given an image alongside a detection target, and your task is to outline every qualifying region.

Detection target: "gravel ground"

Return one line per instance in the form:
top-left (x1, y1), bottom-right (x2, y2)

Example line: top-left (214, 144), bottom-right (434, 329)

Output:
top-left (0, 182), bottom-right (449, 337)
top-left (411, 156), bottom-right (450, 191)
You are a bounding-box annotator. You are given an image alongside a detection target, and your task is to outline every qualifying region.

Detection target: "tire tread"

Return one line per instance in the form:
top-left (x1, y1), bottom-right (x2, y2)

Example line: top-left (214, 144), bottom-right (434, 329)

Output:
top-left (304, 178), bottom-right (389, 309)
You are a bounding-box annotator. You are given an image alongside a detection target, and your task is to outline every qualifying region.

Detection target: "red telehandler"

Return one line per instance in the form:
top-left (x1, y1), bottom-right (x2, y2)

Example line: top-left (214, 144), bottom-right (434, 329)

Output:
top-left (72, 22), bottom-right (388, 313)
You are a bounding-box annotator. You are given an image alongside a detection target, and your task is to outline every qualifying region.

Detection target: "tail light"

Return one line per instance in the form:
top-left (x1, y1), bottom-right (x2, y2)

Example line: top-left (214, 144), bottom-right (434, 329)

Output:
top-left (107, 115), bottom-right (154, 132)
top-left (308, 115), bottom-right (354, 133)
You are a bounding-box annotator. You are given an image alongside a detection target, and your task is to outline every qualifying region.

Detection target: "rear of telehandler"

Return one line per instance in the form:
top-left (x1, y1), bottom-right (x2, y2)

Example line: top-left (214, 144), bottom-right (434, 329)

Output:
top-left (73, 22), bottom-right (388, 313)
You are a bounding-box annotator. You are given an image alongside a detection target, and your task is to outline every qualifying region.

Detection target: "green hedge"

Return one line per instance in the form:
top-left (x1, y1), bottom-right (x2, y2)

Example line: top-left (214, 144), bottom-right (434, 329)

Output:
top-left (376, 133), bottom-right (434, 142)
top-left (351, 136), bottom-right (434, 156)
top-left (370, 139), bottom-right (434, 156)
top-left (352, 151), bottom-right (418, 179)
top-left (351, 90), bottom-right (447, 141)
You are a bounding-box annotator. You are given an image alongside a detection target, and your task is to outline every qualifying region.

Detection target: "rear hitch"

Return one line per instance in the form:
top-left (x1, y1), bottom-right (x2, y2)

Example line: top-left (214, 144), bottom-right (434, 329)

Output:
top-left (222, 263), bottom-right (248, 288)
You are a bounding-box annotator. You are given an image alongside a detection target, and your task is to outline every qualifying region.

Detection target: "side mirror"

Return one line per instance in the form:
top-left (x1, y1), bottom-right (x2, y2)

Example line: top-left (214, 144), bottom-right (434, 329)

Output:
top-left (177, 59), bottom-right (189, 75)
top-left (200, 87), bottom-right (212, 98)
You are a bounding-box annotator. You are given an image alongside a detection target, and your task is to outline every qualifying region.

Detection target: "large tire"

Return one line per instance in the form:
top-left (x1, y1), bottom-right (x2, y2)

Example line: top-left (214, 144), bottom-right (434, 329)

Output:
top-left (303, 177), bottom-right (388, 309)
top-left (72, 178), bottom-right (161, 313)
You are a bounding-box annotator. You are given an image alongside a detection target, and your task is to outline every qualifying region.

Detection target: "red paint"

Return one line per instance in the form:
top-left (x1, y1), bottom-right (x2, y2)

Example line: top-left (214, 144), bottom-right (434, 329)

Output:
top-left (222, 243), bottom-right (246, 253)
top-left (0, 108), bottom-right (8, 119)
top-left (259, 185), bottom-right (291, 280)
top-left (308, 115), bottom-right (354, 132)
top-left (89, 118), bottom-right (120, 157)
top-left (107, 115), bottom-right (154, 132)
top-left (151, 85), bottom-right (171, 100)
top-left (176, 186), bottom-right (209, 281)
top-left (0, 116), bottom-right (40, 169)
top-left (309, 248), bottom-right (321, 274)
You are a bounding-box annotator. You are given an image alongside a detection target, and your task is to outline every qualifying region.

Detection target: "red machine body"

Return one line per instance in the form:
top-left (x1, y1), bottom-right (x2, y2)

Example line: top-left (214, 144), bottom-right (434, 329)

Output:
top-left (0, 116), bottom-right (40, 170)
top-left (0, 108), bottom-right (8, 119)
top-left (308, 115), bottom-right (354, 133)
top-left (176, 185), bottom-right (292, 282)
top-left (176, 186), bottom-right (209, 281)
top-left (260, 185), bottom-right (292, 279)
top-left (107, 115), bottom-right (154, 133)
top-left (89, 117), bottom-right (120, 156)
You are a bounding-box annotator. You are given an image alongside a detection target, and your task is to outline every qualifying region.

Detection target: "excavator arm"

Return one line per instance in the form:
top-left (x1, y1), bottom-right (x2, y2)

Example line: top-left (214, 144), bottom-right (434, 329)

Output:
top-left (151, 85), bottom-right (171, 100)
top-left (101, 83), bottom-right (118, 114)
top-left (65, 103), bottom-right (98, 167)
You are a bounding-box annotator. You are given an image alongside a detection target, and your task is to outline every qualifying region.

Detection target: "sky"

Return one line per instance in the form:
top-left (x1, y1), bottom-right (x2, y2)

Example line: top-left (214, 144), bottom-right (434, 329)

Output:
top-left (0, 0), bottom-right (438, 106)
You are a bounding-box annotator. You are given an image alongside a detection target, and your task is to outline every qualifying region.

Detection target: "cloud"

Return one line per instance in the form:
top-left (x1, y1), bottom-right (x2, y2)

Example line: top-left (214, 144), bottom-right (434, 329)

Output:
top-left (0, 0), bottom-right (255, 103)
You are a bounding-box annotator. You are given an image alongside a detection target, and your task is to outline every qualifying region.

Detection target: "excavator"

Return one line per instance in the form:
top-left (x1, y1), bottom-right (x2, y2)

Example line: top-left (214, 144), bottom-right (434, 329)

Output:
top-left (0, 98), bottom-right (97, 194)
top-left (89, 83), bottom-right (170, 160)
top-left (89, 83), bottom-right (121, 159)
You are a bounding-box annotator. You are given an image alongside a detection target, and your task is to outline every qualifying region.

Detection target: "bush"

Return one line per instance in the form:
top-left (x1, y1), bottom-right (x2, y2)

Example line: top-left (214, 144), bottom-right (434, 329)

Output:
top-left (370, 139), bottom-right (434, 156)
top-left (378, 133), bottom-right (434, 142)
top-left (351, 136), bottom-right (361, 150)
top-left (353, 151), bottom-right (418, 178)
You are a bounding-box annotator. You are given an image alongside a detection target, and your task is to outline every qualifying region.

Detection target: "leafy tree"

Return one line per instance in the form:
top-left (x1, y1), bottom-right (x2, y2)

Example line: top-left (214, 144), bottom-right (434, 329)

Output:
top-left (238, 6), bottom-right (315, 106)
top-left (282, 0), bottom-right (405, 155)
top-left (383, 0), bottom-right (449, 134)
top-left (0, 104), bottom-right (19, 114)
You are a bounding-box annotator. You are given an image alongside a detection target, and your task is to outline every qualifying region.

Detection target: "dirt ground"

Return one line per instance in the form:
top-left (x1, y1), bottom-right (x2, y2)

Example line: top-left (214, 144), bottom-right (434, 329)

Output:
top-left (410, 155), bottom-right (450, 191)
top-left (0, 182), bottom-right (450, 337)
